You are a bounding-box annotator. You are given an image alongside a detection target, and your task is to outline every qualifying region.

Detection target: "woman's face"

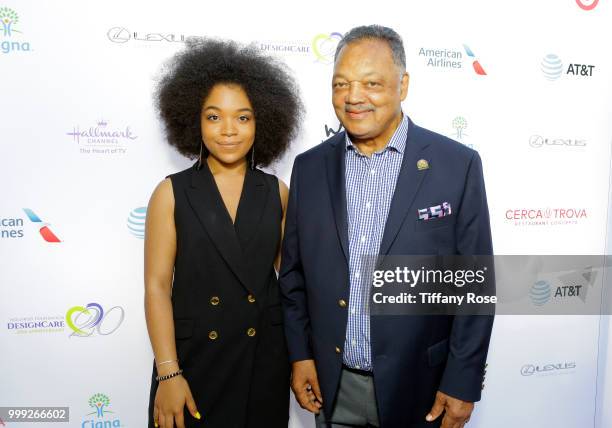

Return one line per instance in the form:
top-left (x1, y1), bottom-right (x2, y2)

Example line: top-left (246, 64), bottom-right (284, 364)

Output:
top-left (201, 83), bottom-right (256, 166)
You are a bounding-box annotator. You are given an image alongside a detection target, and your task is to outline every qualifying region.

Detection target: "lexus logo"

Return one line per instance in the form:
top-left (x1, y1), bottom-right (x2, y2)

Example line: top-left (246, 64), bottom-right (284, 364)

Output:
top-left (107, 27), bottom-right (130, 43)
top-left (529, 135), bottom-right (586, 148)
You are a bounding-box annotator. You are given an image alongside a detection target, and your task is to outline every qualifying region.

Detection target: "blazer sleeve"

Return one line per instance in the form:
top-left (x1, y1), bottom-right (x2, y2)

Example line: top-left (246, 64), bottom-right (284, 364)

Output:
top-left (279, 157), bottom-right (313, 362)
top-left (438, 151), bottom-right (495, 402)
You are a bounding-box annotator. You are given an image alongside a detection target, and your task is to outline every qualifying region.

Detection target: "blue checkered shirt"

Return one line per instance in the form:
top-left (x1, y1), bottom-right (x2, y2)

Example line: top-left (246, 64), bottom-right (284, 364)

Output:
top-left (343, 115), bottom-right (409, 371)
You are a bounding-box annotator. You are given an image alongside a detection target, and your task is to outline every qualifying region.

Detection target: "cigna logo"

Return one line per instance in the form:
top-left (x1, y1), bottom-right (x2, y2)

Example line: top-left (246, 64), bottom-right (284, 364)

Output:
top-left (23, 208), bottom-right (61, 242)
top-left (576, 0), bottom-right (598, 10)
top-left (1, 7), bottom-right (32, 54)
top-left (82, 393), bottom-right (122, 427)
top-left (66, 302), bottom-right (125, 337)
top-left (312, 32), bottom-right (343, 64)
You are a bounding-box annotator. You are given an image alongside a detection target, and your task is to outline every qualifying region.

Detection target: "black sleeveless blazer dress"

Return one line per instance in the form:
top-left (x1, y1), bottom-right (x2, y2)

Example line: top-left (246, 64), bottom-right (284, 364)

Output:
top-left (148, 163), bottom-right (290, 427)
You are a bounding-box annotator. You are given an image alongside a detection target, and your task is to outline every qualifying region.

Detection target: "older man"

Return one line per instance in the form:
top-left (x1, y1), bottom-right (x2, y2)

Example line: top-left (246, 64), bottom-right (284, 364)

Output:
top-left (280, 25), bottom-right (493, 428)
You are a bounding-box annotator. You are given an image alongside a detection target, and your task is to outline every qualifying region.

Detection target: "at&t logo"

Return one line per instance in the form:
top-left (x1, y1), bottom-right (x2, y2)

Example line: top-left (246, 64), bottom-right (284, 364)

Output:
top-left (541, 54), bottom-right (595, 80)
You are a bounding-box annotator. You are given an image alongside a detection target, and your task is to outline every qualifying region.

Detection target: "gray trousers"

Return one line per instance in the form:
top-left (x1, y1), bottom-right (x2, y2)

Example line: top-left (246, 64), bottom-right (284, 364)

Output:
top-left (315, 367), bottom-right (380, 428)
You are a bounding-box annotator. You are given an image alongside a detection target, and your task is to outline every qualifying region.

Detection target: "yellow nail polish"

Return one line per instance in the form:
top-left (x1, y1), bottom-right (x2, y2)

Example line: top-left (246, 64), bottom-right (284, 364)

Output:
top-left (195, 411), bottom-right (201, 420)
top-left (154, 423), bottom-right (159, 427)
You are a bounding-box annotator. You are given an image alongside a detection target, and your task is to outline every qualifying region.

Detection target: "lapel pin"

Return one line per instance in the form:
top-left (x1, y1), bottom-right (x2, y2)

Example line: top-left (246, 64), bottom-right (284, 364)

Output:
top-left (417, 159), bottom-right (429, 171)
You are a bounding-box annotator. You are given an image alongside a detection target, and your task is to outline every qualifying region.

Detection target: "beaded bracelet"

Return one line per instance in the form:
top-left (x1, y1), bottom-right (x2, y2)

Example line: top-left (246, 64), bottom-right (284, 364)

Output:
top-left (156, 369), bottom-right (183, 382)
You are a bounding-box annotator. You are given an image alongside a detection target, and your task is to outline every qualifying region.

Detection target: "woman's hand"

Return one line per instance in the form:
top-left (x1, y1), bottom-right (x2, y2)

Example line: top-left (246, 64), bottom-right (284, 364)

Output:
top-left (153, 375), bottom-right (200, 428)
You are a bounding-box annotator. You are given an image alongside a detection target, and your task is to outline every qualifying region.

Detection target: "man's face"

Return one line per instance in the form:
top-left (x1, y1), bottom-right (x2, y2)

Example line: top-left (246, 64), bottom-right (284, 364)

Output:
top-left (332, 39), bottom-right (408, 142)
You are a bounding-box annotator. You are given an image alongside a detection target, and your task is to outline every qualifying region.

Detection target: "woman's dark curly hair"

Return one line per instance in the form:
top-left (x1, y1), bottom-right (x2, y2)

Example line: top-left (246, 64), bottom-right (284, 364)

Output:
top-left (156, 38), bottom-right (303, 167)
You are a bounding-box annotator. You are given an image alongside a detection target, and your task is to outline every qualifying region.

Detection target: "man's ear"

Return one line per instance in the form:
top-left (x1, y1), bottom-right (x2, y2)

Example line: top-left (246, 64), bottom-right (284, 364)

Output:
top-left (400, 72), bottom-right (409, 101)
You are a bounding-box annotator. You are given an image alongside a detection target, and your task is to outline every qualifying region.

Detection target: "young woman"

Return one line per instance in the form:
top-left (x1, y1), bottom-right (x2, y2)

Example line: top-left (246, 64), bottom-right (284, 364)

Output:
top-left (145, 38), bottom-right (302, 428)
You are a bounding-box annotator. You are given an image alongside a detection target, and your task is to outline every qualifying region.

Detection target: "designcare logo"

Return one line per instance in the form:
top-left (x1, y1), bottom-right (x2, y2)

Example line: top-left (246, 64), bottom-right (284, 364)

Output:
top-left (418, 44), bottom-right (486, 75)
top-left (529, 135), bottom-right (586, 149)
top-left (82, 393), bottom-right (122, 427)
top-left (0, 6), bottom-right (32, 54)
top-left (521, 362), bottom-right (576, 377)
top-left (541, 54), bottom-right (595, 81)
top-left (505, 207), bottom-right (587, 227)
top-left (66, 119), bottom-right (138, 155)
top-left (312, 32), bottom-right (343, 64)
top-left (7, 314), bottom-right (65, 334)
top-left (66, 302), bottom-right (125, 337)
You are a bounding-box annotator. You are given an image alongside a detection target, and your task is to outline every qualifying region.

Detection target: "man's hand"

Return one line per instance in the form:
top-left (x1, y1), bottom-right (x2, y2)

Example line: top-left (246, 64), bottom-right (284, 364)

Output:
top-left (426, 390), bottom-right (474, 428)
top-left (291, 359), bottom-right (323, 414)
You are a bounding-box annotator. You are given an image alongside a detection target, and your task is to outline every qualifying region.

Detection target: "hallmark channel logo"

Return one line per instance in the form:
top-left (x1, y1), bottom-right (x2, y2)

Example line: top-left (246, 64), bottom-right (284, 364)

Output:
top-left (127, 206), bottom-right (147, 239)
top-left (311, 32), bottom-right (343, 64)
top-left (529, 135), bottom-right (586, 149)
top-left (0, 7), bottom-right (32, 54)
top-left (66, 119), bottom-right (138, 155)
top-left (418, 44), bottom-right (486, 75)
top-left (7, 314), bottom-right (65, 335)
top-left (66, 302), bottom-right (125, 338)
top-left (505, 207), bottom-right (588, 226)
top-left (541, 54), bottom-right (595, 81)
top-left (520, 362), bottom-right (576, 377)
top-left (576, 0), bottom-right (599, 10)
top-left (107, 26), bottom-right (191, 44)
top-left (1, 209), bottom-right (61, 242)
top-left (82, 393), bottom-right (122, 427)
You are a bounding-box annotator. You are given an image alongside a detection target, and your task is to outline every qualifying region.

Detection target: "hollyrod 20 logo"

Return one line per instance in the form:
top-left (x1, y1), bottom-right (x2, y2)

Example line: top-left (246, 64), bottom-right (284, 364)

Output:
top-left (0, 7), bottom-right (32, 54)
top-left (312, 32), bottom-right (343, 64)
top-left (576, 0), bottom-right (598, 10)
top-left (66, 303), bottom-right (125, 337)
top-left (82, 393), bottom-right (122, 427)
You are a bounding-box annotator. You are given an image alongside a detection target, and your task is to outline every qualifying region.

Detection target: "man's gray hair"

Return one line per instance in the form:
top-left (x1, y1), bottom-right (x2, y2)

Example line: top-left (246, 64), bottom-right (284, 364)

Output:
top-left (334, 25), bottom-right (406, 71)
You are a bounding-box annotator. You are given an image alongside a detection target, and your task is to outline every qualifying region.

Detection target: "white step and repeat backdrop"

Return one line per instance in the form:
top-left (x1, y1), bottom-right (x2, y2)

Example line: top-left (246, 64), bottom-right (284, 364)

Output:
top-left (1, 0), bottom-right (611, 427)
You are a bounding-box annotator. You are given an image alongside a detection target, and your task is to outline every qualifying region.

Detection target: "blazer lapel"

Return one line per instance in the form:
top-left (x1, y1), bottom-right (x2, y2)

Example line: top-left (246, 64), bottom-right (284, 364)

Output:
top-left (325, 133), bottom-right (350, 265)
top-left (234, 167), bottom-right (268, 246)
top-left (185, 163), bottom-right (253, 292)
top-left (379, 120), bottom-right (431, 255)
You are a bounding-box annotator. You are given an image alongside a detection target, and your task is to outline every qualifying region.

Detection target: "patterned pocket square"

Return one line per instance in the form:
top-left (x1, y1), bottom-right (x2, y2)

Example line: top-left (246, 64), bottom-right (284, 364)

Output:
top-left (418, 202), bottom-right (452, 221)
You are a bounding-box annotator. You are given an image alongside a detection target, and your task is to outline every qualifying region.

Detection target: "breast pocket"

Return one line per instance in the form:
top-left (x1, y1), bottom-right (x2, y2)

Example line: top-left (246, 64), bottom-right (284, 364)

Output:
top-left (414, 214), bottom-right (456, 232)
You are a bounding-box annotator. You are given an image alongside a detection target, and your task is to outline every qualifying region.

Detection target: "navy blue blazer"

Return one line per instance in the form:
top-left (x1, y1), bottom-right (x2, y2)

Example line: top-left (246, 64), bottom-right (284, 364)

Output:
top-left (280, 119), bottom-right (494, 427)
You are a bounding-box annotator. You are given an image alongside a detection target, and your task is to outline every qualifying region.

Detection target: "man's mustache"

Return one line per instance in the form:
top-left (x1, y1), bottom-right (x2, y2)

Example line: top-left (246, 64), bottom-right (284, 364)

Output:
top-left (345, 105), bottom-right (375, 113)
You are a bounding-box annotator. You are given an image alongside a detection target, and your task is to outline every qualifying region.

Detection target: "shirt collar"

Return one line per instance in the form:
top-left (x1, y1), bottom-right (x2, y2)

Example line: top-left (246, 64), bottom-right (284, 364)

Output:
top-left (345, 114), bottom-right (409, 155)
